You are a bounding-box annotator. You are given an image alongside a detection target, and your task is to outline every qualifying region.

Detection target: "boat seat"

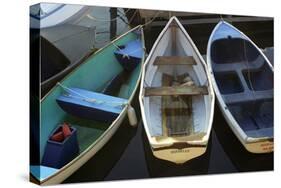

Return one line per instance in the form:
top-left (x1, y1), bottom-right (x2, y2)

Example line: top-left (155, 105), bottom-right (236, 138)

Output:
top-left (212, 60), bottom-right (263, 73)
top-left (223, 89), bottom-right (273, 104)
top-left (153, 56), bottom-right (196, 65)
top-left (114, 39), bottom-right (143, 71)
top-left (144, 85), bottom-right (208, 96)
top-left (56, 87), bottom-right (128, 121)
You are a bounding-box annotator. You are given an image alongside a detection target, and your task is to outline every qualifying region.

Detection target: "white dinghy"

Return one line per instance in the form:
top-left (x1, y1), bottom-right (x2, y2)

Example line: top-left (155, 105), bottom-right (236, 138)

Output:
top-left (139, 16), bottom-right (215, 164)
top-left (207, 21), bottom-right (273, 153)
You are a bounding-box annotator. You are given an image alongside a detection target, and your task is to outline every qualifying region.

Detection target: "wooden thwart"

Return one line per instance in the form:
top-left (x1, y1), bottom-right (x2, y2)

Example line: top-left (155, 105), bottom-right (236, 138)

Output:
top-left (145, 85), bottom-right (208, 96)
top-left (153, 56), bottom-right (196, 65)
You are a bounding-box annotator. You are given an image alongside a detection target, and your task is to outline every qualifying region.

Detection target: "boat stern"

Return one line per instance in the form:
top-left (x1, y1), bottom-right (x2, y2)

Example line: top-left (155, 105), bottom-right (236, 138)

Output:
top-left (151, 143), bottom-right (207, 164)
top-left (244, 138), bottom-right (273, 153)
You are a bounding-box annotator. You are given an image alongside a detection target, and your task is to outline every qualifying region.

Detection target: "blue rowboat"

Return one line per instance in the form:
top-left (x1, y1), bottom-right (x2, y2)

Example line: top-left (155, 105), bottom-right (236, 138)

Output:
top-left (207, 21), bottom-right (273, 153)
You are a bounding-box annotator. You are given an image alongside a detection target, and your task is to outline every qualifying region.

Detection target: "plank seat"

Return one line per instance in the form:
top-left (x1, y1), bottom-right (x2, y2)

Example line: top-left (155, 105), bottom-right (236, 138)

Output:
top-left (153, 56), bottom-right (196, 65)
top-left (144, 85), bottom-right (208, 96)
top-left (223, 89), bottom-right (273, 104)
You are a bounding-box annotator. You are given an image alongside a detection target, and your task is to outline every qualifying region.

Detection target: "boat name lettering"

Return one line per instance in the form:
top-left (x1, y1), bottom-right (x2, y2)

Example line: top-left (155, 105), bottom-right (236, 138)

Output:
top-left (171, 149), bottom-right (189, 154)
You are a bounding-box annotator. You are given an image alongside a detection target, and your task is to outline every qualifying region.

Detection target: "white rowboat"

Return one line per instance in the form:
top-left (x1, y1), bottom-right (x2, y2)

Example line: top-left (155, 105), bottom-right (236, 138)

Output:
top-left (139, 16), bottom-right (215, 164)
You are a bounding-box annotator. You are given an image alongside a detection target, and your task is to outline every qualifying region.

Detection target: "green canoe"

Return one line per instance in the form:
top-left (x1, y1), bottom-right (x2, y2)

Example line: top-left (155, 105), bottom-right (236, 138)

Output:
top-left (30, 25), bottom-right (145, 185)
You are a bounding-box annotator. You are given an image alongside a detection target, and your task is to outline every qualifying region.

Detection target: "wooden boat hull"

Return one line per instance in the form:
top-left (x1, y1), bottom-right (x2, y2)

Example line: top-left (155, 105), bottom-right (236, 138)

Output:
top-left (245, 139), bottom-right (273, 153)
top-left (139, 16), bottom-right (214, 164)
top-left (207, 21), bottom-right (273, 153)
top-left (31, 25), bottom-right (145, 185)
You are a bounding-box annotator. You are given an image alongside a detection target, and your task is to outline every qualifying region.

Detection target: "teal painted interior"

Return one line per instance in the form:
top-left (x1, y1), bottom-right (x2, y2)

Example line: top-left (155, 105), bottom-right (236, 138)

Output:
top-left (40, 27), bottom-right (144, 163)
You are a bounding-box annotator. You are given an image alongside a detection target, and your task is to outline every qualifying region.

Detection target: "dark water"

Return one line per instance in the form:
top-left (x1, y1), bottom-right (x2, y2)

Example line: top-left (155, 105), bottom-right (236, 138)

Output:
top-left (41, 10), bottom-right (273, 184)
top-left (64, 94), bottom-right (273, 184)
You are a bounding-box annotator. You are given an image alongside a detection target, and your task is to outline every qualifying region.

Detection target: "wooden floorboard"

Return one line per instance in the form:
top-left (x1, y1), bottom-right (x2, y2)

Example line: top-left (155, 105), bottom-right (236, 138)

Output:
top-left (161, 73), bottom-right (194, 136)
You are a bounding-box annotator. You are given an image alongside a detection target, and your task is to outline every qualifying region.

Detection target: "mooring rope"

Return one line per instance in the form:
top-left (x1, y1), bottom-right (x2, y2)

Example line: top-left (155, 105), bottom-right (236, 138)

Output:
top-left (242, 37), bottom-right (257, 106)
top-left (86, 8), bottom-right (131, 22)
top-left (57, 82), bottom-right (128, 108)
top-left (140, 11), bottom-right (163, 29)
top-left (112, 40), bottom-right (144, 59)
top-left (219, 14), bottom-right (224, 21)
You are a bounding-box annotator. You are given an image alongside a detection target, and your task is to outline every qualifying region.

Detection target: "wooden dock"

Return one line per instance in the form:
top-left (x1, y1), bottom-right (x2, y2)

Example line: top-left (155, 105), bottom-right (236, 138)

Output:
top-left (126, 9), bottom-right (273, 28)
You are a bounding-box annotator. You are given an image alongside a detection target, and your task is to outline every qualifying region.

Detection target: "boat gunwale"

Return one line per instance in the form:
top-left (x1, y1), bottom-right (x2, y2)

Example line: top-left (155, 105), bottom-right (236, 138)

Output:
top-left (36, 25), bottom-right (145, 184)
top-left (206, 20), bottom-right (274, 146)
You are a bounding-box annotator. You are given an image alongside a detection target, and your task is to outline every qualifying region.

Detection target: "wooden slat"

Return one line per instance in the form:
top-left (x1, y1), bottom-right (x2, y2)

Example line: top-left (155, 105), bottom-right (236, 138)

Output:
top-left (161, 73), bottom-right (193, 136)
top-left (145, 85), bottom-right (208, 96)
top-left (153, 56), bottom-right (196, 65)
top-left (161, 74), bottom-right (173, 136)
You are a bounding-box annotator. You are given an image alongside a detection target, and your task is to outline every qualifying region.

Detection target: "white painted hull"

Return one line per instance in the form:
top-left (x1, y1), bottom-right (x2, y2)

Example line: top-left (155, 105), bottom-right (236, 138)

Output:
top-left (139, 16), bottom-right (215, 164)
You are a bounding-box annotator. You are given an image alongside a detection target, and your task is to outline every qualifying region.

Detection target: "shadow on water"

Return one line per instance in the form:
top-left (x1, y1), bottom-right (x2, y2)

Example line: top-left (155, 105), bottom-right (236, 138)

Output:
top-left (102, 93), bottom-right (150, 181)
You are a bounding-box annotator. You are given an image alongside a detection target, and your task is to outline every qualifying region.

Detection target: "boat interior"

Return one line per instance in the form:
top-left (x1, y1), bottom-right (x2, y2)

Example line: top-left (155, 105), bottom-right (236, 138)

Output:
top-left (30, 30), bottom-right (143, 181)
top-left (143, 20), bottom-right (212, 140)
top-left (210, 26), bottom-right (273, 138)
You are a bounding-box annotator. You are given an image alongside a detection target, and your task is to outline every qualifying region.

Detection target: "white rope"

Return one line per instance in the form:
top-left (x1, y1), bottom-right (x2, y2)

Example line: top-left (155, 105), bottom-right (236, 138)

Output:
top-left (140, 11), bottom-right (163, 29)
top-left (128, 10), bottom-right (138, 25)
top-left (86, 8), bottom-right (131, 22)
top-left (112, 42), bottom-right (124, 51)
top-left (112, 41), bottom-right (144, 59)
top-left (57, 82), bottom-right (128, 108)
top-left (243, 38), bottom-right (257, 103)
top-left (111, 42), bottom-right (130, 59)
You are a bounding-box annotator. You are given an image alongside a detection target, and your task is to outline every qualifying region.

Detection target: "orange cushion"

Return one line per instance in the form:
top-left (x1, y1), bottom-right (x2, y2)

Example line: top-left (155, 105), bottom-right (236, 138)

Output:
top-left (50, 131), bottom-right (64, 142)
top-left (62, 123), bottom-right (72, 138)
